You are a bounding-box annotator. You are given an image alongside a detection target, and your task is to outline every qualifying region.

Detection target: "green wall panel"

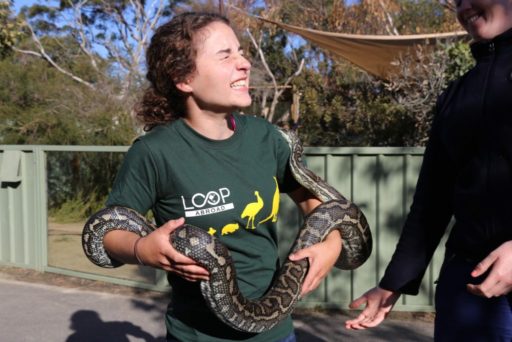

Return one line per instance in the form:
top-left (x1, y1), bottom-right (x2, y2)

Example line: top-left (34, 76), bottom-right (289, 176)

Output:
top-left (1, 145), bottom-right (446, 312)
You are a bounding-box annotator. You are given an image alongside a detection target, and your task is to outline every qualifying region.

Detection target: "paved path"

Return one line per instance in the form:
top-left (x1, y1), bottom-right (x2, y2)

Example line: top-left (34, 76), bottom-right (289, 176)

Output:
top-left (0, 277), bottom-right (434, 341)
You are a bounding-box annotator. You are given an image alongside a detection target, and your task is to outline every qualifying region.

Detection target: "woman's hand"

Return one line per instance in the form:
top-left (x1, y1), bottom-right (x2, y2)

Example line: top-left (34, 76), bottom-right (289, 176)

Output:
top-left (104, 217), bottom-right (210, 282)
top-left (289, 230), bottom-right (342, 297)
top-left (287, 185), bottom-right (337, 297)
top-left (466, 240), bottom-right (512, 297)
top-left (345, 287), bottom-right (401, 330)
top-left (129, 218), bottom-right (209, 282)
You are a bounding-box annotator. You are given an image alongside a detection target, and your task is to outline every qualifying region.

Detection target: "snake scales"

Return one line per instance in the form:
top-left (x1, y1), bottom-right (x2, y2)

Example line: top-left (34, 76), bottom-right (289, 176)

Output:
top-left (82, 128), bottom-right (372, 333)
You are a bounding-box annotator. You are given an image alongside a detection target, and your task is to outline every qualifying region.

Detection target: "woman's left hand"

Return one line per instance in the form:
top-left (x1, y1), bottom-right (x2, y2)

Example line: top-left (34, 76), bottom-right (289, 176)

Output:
top-left (466, 240), bottom-right (512, 297)
top-left (289, 230), bottom-right (342, 297)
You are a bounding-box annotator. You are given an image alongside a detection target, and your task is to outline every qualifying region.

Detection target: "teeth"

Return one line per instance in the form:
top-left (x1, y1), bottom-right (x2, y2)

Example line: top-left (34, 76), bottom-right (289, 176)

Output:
top-left (230, 80), bottom-right (246, 88)
top-left (467, 14), bottom-right (480, 24)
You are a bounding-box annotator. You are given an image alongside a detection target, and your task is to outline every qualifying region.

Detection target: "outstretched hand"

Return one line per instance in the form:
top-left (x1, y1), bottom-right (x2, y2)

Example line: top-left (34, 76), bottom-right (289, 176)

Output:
top-left (136, 218), bottom-right (210, 282)
top-left (345, 287), bottom-right (400, 330)
top-left (466, 240), bottom-right (512, 297)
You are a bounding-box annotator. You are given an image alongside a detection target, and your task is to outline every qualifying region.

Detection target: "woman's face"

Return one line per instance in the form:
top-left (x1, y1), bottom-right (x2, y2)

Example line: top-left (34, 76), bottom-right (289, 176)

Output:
top-left (181, 21), bottom-right (252, 114)
top-left (454, 0), bottom-right (512, 41)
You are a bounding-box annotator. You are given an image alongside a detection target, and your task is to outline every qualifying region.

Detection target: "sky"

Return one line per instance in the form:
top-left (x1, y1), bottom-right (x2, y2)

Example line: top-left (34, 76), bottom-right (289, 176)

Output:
top-left (14, 0), bottom-right (361, 14)
top-left (13, 0), bottom-right (34, 13)
top-left (12, 0), bottom-right (359, 61)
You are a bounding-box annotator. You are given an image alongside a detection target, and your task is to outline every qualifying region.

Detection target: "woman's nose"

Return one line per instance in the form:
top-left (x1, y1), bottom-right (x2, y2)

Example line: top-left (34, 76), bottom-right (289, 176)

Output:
top-left (237, 55), bottom-right (251, 70)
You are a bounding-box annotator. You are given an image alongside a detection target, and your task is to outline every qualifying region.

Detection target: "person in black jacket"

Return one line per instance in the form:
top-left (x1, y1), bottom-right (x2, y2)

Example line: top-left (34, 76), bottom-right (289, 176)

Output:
top-left (345, 0), bottom-right (512, 341)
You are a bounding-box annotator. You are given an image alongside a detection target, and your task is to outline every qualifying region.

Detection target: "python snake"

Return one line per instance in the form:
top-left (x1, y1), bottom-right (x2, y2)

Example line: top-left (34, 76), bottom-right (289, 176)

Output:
top-left (82, 128), bottom-right (372, 333)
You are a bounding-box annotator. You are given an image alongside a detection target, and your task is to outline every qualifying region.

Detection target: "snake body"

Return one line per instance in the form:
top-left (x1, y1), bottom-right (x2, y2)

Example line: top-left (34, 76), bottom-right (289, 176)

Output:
top-left (82, 128), bottom-right (372, 333)
top-left (279, 129), bottom-right (372, 270)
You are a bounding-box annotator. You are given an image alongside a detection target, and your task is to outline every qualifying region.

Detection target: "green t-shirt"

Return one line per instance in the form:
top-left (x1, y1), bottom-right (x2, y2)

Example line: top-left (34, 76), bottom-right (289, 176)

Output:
top-left (107, 113), bottom-right (300, 341)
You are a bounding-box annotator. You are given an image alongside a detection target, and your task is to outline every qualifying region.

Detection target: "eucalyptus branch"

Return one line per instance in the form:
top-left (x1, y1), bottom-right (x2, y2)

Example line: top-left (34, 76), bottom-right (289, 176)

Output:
top-left (284, 59), bottom-right (304, 87)
top-left (140, 0), bottom-right (165, 50)
top-left (71, 0), bottom-right (100, 72)
top-left (104, 42), bottom-right (131, 71)
top-left (246, 28), bottom-right (304, 123)
top-left (14, 21), bottom-right (96, 90)
top-left (378, 0), bottom-right (399, 35)
top-left (267, 58), bottom-right (304, 123)
top-left (246, 29), bottom-right (278, 89)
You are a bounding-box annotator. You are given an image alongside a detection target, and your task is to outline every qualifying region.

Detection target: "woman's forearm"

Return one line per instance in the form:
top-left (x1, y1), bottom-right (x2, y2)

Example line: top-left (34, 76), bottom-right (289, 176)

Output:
top-left (103, 230), bottom-right (142, 265)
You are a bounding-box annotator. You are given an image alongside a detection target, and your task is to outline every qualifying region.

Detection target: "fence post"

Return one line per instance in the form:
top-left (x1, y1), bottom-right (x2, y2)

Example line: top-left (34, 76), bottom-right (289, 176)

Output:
top-left (33, 146), bottom-right (48, 271)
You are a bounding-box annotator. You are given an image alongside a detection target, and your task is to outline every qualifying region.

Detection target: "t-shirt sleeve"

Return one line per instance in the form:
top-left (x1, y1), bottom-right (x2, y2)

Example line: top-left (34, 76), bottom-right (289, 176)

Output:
top-left (271, 126), bottom-right (301, 193)
top-left (105, 138), bottom-right (158, 214)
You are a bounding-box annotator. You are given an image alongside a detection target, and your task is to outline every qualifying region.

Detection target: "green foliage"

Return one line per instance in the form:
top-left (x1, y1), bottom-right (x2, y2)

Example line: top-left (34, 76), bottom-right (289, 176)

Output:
top-left (5, 0), bottom-right (475, 151)
top-left (244, 27), bottom-right (305, 123)
top-left (0, 0), bottom-right (478, 219)
top-left (284, 35), bottom-right (475, 147)
top-left (19, 0), bottom-right (182, 87)
top-left (49, 191), bottom-right (108, 222)
top-left (395, 0), bottom-right (453, 34)
top-left (0, 1), bottom-right (23, 58)
top-left (444, 41), bottom-right (474, 80)
top-left (238, 0), bottom-right (468, 146)
top-left (293, 65), bottom-right (418, 146)
top-left (0, 45), bottom-right (137, 145)
top-left (0, 35), bottom-right (137, 215)
top-left (46, 151), bottom-right (126, 211)
top-left (379, 39), bottom-right (474, 146)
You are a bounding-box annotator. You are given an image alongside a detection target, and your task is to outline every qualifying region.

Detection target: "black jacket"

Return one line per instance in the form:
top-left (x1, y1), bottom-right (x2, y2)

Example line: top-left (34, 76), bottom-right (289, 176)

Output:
top-left (380, 28), bottom-right (512, 295)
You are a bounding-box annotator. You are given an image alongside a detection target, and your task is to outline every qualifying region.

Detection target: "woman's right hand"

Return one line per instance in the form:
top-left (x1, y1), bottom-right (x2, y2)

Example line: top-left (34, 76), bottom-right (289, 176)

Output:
top-left (136, 217), bottom-right (210, 282)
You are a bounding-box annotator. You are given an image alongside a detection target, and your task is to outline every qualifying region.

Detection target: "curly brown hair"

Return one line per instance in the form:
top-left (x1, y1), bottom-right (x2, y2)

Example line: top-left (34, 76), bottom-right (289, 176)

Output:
top-left (134, 12), bottom-right (230, 131)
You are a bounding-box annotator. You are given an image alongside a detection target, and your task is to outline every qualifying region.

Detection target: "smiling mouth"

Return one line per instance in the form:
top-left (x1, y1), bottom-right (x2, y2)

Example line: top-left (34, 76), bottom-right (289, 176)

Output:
top-left (230, 79), bottom-right (248, 89)
top-left (466, 13), bottom-right (482, 25)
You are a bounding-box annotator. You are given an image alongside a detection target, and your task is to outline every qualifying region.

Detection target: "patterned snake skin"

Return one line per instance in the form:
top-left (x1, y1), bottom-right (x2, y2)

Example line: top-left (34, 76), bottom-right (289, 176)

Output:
top-left (82, 128), bottom-right (372, 333)
top-left (278, 129), bottom-right (372, 270)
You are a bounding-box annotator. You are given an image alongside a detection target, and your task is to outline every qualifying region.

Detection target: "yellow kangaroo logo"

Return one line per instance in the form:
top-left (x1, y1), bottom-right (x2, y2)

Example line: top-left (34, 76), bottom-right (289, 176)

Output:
top-left (221, 223), bottom-right (240, 235)
top-left (259, 177), bottom-right (280, 224)
top-left (241, 191), bottom-right (264, 229)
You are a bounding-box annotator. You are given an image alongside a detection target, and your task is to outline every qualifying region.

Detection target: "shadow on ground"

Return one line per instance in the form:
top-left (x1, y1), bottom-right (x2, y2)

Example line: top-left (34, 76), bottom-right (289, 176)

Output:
top-left (66, 309), bottom-right (165, 342)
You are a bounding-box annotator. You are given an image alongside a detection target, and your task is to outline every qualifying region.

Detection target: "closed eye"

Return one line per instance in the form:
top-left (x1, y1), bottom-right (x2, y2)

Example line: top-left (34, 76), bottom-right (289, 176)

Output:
top-left (216, 47), bottom-right (244, 59)
top-left (217, 48), bottom-right (231, 59)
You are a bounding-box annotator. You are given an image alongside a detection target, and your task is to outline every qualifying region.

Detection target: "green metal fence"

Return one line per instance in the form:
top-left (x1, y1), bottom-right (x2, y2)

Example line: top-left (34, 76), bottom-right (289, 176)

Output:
top-left (0, 145), bottom-right (445, 311)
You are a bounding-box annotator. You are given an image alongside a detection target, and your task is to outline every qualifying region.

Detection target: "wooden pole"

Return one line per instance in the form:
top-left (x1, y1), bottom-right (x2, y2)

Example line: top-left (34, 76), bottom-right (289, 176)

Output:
top-left (219, 0), bottom-right (224, 15)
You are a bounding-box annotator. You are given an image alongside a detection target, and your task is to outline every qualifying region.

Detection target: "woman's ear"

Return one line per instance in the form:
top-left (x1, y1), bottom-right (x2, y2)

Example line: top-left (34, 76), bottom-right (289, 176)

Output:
top-left (176, 79), bottom-right (193, 93)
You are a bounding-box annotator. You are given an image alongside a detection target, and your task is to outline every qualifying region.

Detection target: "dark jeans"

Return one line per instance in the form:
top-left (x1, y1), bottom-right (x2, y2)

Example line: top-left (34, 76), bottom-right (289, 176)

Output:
top-left (279, 332), bottom-right (296, 342)
top-left (434, 254), bottom-right (512, 342)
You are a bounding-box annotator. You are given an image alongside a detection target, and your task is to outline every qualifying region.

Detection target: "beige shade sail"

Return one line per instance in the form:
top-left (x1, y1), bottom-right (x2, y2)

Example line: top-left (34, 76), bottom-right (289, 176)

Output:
top-left (256, 16), bottom-right (469, 79)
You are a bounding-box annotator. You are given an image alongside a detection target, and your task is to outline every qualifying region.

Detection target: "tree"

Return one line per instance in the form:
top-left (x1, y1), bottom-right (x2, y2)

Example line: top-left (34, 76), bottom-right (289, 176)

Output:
top-left (246, 28), bottom-right (304, 124)
top-left (14, 0), bottom-right (181, 95)
top-left (385, 40), bottom-right (474, 145)
top-left (0, 48), bottom-right (137, 214)
top-left (236, 0), bottom-right (468, 146)
top-left (1, 0), bottom-right (476, 217)
top-left (0, 0), bottom-right (23, 58)
top-left (6, 0), bottom-right (472, 148)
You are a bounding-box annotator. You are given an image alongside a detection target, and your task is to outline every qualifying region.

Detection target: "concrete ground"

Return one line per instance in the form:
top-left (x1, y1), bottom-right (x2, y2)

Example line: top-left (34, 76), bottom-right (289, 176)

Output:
top-left (0, 266), bottom-right (434, 342)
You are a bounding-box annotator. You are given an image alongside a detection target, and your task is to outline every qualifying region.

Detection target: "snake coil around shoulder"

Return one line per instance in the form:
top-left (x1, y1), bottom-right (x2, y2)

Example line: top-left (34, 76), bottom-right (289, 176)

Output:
top-left (82, 128), bottom-right (372, 333)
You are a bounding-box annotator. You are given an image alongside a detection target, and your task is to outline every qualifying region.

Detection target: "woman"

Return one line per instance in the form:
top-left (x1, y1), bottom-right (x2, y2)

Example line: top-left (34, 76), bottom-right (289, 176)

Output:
top-left (101, 12), bottom-right (342, 342)
top-left (345, 1), bottom-right (512, 341)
